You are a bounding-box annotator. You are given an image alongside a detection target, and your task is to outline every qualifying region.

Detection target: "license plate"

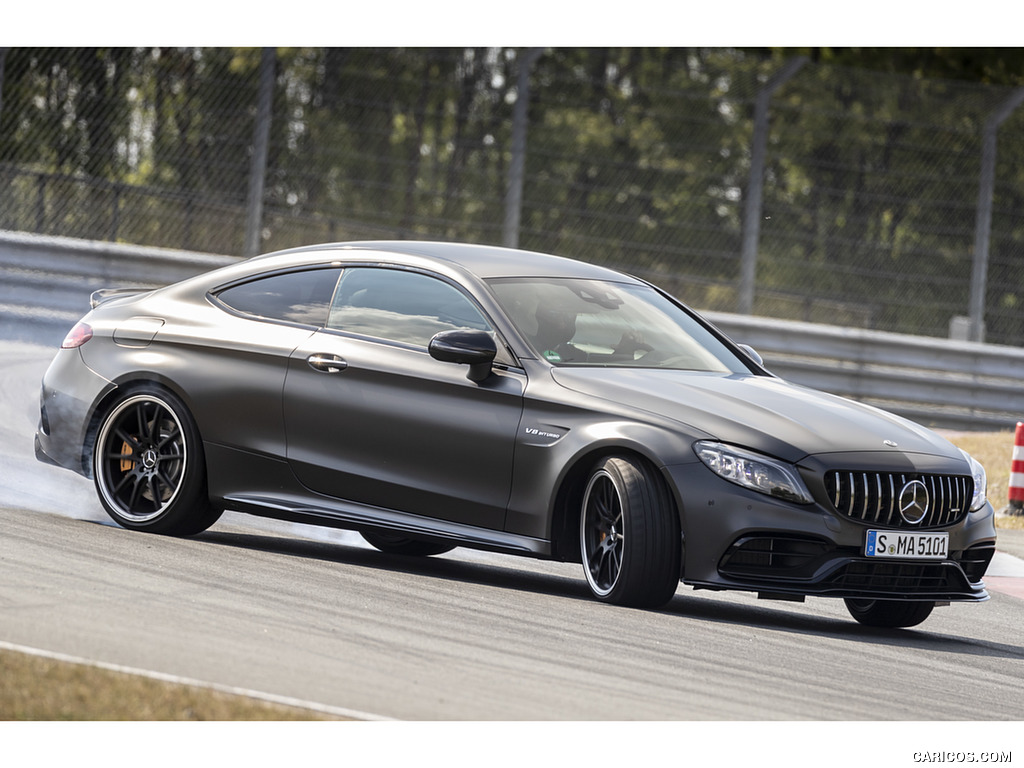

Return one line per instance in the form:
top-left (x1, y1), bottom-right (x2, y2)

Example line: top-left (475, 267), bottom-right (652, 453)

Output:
top-left (865, 530), bottom-right (948, 560)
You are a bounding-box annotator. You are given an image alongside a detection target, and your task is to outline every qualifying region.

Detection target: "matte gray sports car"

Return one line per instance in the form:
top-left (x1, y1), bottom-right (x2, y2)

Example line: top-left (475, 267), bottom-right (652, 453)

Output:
top-left (35, 240), bottom-right (996, 627)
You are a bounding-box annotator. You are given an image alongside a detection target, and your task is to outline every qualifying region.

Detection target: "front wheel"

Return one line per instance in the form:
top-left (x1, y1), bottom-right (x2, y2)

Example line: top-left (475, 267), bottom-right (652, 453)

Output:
top-left (844, 598), bottom-right (934, 628)
top-left (580, 456), bottom-right (680, 608)
top-left (92, 386), bottom-right (221, 536)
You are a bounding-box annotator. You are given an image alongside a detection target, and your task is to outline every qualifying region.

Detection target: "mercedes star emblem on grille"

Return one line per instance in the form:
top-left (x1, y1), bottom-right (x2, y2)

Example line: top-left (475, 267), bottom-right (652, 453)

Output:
top-left (898, 479), bottom-right (930, 524)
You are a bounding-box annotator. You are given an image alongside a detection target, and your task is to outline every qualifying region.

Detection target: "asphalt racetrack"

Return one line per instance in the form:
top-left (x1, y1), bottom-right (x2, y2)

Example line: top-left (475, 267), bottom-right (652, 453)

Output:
top-left (2, 340), bottom-right (1023, 758)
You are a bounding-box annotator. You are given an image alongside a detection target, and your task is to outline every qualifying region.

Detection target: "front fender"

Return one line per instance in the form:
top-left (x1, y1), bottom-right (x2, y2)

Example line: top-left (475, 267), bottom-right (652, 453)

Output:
top-left (504, 397), bottom-right (702, 542)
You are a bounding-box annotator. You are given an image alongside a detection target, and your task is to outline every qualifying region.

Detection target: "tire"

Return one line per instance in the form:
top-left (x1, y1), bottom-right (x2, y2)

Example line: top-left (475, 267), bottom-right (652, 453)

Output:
top-left (844, 598), bottom-right (935, 628)
top-left (579, 455), bottom-right (680, 608)
top-left (92, 386), bottom-right (221, 536)
top-left (361, 530), bottom-right (456, 557)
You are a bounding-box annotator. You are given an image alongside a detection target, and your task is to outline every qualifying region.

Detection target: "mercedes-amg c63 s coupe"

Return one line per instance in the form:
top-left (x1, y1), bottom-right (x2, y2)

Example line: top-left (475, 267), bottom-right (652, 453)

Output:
top-left (35, 240), bottom-right (996, 627)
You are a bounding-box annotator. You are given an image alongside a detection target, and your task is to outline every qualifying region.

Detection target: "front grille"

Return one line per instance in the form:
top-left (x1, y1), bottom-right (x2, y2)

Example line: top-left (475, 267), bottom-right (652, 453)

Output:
top-left (825, 471), bottom-right (972, 528)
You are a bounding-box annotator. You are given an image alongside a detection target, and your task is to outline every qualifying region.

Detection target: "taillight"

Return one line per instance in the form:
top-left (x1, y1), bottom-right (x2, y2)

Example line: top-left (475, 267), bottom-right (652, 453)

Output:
top-left (61, 322), bottom-right (93, 349)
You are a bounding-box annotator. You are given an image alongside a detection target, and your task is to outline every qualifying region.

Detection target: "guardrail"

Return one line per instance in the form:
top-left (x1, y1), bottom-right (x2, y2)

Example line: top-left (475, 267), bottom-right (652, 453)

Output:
top-left (2, 230), bottom-right (1021, 431)
top-left (705, 312), bottom-right (1024, 431)
top-left (0, 231), bottom-right (236, 346)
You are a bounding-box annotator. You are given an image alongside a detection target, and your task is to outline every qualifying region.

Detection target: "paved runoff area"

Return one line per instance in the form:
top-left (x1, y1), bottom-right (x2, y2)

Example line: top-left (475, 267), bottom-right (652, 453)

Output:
top-left (986, 523), bottom-right (1024, 600)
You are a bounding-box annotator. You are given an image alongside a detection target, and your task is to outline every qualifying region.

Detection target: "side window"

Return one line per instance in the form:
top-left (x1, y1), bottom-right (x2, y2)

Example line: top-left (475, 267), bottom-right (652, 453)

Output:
top-left (326, 268), bottom-right (492, 348)
top-left (215, 268), bottom-right (342, 326)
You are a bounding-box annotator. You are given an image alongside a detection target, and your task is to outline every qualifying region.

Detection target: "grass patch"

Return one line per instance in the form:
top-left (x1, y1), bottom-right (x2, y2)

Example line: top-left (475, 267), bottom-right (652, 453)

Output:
top-left (944, 431), bottom-right (1024, 530)
top-left (0, 649), bottom-right (341, 721)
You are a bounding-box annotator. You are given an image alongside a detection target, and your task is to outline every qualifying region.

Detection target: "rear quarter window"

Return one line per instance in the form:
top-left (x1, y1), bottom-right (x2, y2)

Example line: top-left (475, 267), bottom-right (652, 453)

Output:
top-left (215, 268), bottom-right (343, 326)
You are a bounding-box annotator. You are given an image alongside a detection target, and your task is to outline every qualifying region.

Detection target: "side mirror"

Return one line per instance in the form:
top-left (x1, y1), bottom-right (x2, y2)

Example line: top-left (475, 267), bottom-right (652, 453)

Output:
top-left (429, 329), bottom-right (497, 382)
top-left (737, 343), bottom-right (764, 368)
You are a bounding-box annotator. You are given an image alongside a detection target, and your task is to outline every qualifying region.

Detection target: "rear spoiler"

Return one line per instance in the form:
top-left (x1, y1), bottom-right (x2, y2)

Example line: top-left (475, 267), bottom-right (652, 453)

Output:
top-left (90, 287), bottom-right (150, 309)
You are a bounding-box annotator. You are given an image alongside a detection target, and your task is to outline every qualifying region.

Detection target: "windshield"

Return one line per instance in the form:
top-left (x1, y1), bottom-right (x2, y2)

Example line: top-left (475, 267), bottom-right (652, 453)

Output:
top-left (487, 277), bottom-right (750, 373)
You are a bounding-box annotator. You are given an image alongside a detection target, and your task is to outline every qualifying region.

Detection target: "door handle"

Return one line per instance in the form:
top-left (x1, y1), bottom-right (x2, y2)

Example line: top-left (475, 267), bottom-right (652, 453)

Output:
top-left (307, 354), bottom-right (348, 373)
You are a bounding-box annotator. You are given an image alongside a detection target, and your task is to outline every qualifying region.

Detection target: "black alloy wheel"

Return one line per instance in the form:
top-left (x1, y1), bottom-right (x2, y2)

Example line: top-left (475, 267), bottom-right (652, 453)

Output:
top-left (93, 387), bottom-right (221, 536)
top-left (580, 456), bottom-right (680, 608)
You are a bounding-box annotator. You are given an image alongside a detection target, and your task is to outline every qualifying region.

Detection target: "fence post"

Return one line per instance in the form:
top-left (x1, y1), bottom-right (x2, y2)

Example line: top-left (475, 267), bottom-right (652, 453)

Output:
top-left (35, 172), bottom-right (46, 233)
top-left (0, 48), bottom-right (8, 129)
top-left (244, 48), bottom-right (276, 258)
top-left (503, 48), bottom-right (543, 250)
top-left (110, 182), bottom-right (121, 241)
top-left (968, 87), bottom-right (1024, 343)
top-left (738, 56), bottom-right (807, 315)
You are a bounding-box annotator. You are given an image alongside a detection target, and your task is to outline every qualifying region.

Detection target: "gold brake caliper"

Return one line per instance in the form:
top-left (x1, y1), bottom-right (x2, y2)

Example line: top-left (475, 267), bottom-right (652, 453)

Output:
top-left (120, 440), bottom-right (135, 472)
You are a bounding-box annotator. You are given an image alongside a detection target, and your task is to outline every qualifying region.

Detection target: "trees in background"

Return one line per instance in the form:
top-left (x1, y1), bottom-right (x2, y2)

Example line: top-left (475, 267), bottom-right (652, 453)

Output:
top-left (1, 47), bottom-right (1022, 344)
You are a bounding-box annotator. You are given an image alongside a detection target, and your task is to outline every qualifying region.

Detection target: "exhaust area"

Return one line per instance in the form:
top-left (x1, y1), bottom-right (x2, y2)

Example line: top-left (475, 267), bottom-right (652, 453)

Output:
top-left (0, 341), bottom-right (106, 523)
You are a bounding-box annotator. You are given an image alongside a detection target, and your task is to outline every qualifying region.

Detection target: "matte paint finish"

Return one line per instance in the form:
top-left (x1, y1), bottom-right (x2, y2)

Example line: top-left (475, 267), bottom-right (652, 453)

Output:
top-left (284, 330), bottom-right (525, 530)
top-left (550, 367), bottom-right (963, 463)
top-left (34, 240), bottom-right (998, 607)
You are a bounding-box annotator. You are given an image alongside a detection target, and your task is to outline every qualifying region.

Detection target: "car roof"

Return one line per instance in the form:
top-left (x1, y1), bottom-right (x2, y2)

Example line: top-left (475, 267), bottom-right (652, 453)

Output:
top-left (251, 240), bottom-right (642, 283)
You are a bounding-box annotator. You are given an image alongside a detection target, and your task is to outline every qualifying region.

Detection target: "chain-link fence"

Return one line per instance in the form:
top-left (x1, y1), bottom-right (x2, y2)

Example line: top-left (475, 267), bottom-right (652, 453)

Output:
top-left (1, 47), bottom-right (1022, 345)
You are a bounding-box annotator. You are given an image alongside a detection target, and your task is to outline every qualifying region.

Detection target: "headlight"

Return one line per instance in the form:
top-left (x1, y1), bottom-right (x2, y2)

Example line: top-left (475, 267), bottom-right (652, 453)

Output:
top-left (694, 441), bottom-right (813, 504)
top-left (960, 449), bottom-right (988, 512)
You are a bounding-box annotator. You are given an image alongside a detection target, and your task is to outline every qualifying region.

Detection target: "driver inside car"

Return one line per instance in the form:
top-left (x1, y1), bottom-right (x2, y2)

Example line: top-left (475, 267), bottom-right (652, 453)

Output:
top-left (533, 305), bottom-right (583, 362)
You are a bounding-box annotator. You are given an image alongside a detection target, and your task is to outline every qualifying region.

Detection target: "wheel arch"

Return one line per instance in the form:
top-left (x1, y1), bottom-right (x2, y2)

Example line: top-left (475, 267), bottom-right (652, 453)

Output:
top-left (548, 442), bottom-right (681, 565)
top-left (80, 372), bottom-right (200, 478)
top-left (88, 374), bottom-right (222, 536)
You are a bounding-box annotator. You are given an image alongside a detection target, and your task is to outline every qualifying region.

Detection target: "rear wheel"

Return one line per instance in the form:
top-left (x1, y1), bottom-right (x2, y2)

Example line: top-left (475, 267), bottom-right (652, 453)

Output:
top-left (580, 456), bottom-right (680, 608)
top-left (844, 598), bottom-right (934, 628)
top-left (92, 386), bottom-right (221, 536)
top-left (361, 530), bottom-right (456, 557)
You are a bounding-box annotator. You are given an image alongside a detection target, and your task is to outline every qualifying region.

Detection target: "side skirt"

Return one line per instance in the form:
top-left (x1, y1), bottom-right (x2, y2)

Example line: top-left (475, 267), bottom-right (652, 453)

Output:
top-left (223, 492), bottom-right (553, 559)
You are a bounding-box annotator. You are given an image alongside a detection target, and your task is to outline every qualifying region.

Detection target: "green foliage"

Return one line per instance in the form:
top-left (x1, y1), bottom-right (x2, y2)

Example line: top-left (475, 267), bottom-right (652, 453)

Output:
top-left (769, 48), bottom-right (1024, 86)
top-left (1, 47), bottom-right (1023, 344)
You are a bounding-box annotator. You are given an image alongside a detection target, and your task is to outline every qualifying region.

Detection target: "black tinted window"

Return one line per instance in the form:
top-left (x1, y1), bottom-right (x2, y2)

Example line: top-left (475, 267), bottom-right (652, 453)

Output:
top-left (216, 268), bottom-right (342, 326)
top-left (326, 268), bottom-right (491, 347)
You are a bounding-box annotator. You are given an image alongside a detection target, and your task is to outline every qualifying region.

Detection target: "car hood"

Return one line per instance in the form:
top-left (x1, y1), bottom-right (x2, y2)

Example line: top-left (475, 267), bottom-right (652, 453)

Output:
top-left (550, 368), bottom-right (963, 464)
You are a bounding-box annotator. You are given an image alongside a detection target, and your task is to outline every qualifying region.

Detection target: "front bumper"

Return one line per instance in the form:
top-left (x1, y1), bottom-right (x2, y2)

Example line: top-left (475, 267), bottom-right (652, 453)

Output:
top-left (664, 462), bottom-right (997, 603)
top-left (696, 534), bottom-right (993, 602)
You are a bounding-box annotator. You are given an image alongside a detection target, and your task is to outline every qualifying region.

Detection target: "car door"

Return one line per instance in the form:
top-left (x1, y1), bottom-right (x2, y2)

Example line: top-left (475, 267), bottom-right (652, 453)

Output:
top-left (195, 265), bottom-right (344, 460)
top-left (282, 266), bottom-right (525, 530)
